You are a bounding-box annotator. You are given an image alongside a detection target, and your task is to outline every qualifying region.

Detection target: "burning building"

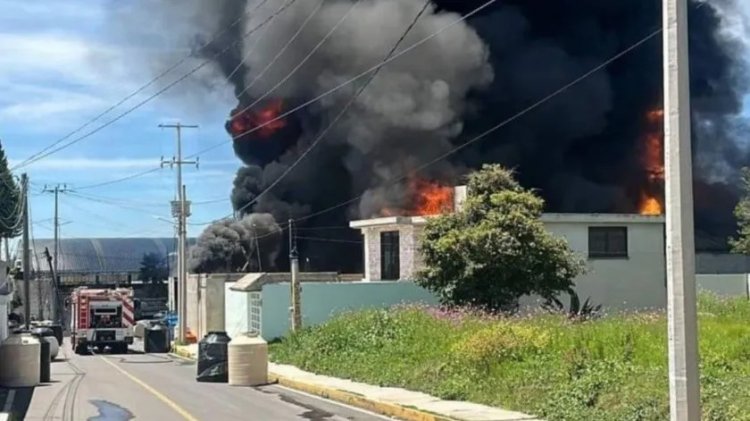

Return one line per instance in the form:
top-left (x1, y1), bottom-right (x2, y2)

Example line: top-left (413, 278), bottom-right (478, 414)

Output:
top-left (112, 0), bottom-right (750, 273)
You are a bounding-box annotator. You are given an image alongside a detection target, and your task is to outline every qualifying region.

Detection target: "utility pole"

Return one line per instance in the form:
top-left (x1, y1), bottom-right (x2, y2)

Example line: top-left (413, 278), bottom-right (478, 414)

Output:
top-left (21, 174), bottom-right (30, 330)
top-left (43, 247), bottom-right (61, 324)
top-left (664, 0), bottom-right (700, 419)
top-left (289, 219), bottom-right (301, 332)
top-left (42, 183), bottom-right (70, 321)
top-left (160, 123), bottom-right (198, 343)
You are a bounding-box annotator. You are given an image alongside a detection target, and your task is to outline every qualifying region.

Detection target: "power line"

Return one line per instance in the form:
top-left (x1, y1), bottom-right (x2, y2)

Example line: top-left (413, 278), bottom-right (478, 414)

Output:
top-left (12, 0), bottom-right (293, 171)
top-left (292, 27), bottom-right (664, 226)
top-left (295, 236), bottom-right (362, 245)
top-left (232, 0), bottom-right (433, 218)
top-left (41, 0), bottom-right (494, 191)
top-left (12, 1), bottom-right (270, 170)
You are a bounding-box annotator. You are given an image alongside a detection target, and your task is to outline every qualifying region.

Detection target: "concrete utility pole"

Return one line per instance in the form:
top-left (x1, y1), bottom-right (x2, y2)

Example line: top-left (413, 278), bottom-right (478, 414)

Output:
top-left (42, 183), bottom-right (71, 320)
top-left (664, 0), bottom-right (701, 419)
top-left (21, 174), bottom-right (30, 330)
top-left (160, 123), bottom-right (198, 343)
top-left (289, 219), bottom-right (301, 332)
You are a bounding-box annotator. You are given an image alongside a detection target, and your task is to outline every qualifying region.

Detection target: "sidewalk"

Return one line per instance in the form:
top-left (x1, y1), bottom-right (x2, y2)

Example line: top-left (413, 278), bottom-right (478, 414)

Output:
top-left (173, 344), bottom-right (541, 421)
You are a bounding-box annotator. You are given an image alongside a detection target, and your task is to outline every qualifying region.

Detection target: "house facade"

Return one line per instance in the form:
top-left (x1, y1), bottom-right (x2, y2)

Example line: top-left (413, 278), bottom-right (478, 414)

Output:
top-left (350, 197), bottom-right (668, 310)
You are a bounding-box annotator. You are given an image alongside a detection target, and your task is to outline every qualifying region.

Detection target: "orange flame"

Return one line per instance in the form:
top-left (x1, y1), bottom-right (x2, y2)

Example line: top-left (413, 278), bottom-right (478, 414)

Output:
top-left (229, 99), bottom-right (287, 138)
top-left (413, 179), bottom-right (454, 216)
top-left (639, 194), bottom-right (662, 216)
top-left (638, 108), bottom-right (664, 215)
top-left (378, 178), bottom-right (455, 217)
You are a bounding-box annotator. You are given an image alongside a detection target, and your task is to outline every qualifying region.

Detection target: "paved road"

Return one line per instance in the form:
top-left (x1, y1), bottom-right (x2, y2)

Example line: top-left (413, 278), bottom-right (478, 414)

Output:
top-left (15, 341), bottom-right (390, 420)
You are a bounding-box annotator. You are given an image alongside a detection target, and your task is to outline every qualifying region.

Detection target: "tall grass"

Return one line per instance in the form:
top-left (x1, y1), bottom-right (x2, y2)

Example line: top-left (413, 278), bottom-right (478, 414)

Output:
top-left (271, 294), bottom-right (750, 420)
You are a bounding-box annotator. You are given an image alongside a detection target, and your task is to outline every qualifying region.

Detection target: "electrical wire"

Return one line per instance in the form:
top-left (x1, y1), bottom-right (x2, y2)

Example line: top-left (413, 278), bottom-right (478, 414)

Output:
top-left (12, 0), bottom-right (294, 171)
top-left (295, 236), bottom-right (362, 244)
top-left (292, 27), bottom-right (664, 226)
top-left (231, 0), bottom-right (433, 218)
top-left (12, 1), bottom-right (271, 170)
top-left (43, 0), bottom-right (495, 191)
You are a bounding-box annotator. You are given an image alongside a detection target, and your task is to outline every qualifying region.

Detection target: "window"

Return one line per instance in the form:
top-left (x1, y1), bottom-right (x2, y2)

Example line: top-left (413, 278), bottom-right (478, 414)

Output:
top-left (588, 227), bottom-right (628, 258)
top-left (380, 231), bottom-right (400, 280)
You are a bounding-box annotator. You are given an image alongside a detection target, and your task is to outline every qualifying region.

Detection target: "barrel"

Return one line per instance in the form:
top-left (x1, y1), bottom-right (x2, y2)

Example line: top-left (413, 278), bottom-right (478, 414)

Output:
top-left (197, 332), bottom-right (231, 383)
top-left (32, 327), bottom-right (59, 361)
top-left (35, 335), bottom-right (51, 383)
top-left (48, 324), bottom-right (64, 349)
top-left (228, 333), bottom-right (268, 387)
top-left (144, 324), bottom-right (169, 354)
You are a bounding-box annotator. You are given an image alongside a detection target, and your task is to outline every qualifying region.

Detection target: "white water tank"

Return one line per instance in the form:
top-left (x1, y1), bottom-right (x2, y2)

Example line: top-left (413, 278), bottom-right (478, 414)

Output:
top-left (0, 333), bottom-right (41, 387)
top-left (228, 333), bottom-right (268, 387)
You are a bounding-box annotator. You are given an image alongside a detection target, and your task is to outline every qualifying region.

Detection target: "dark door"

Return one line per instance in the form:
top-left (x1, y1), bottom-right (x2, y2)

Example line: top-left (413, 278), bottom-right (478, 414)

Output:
top-left (380, 231), bottom-right (400, 280)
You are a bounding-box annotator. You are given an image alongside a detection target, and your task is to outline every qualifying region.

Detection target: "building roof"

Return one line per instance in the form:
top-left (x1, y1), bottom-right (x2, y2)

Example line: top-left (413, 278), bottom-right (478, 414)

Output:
top-left (25, 238), bottom-right (195, 274)
top-left (350, 213), bottom-right (666, 229)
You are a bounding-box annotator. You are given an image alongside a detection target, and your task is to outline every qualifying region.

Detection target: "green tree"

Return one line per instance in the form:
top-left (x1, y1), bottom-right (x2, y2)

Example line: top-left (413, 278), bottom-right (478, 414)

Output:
top-left (730, 167), bottom-right (750, 254)
top-left (417, 164), bottom-right (585, 312)
top-left (0, 140), bottom-right (22, 240)
top-left (138, 253), bottom-right (169, 284)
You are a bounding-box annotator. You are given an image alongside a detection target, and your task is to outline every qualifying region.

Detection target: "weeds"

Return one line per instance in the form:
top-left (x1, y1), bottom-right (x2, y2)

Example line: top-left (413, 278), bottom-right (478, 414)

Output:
top-left (271, 293), bottom-right (750, 421)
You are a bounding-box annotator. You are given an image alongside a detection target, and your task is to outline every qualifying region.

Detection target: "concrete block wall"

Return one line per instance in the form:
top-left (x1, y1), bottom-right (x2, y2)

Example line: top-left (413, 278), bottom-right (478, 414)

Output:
top-left (186, 273), bottom-right (242, 339)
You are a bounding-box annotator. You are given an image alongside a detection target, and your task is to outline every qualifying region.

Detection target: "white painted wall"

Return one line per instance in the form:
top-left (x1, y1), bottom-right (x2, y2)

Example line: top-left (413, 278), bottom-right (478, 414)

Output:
top-left (536, 214), bottom-right (667, 311)
top-left (696, 274), bottom-right (749, 297)
top-left (225, 282), bottom-right (251, 339)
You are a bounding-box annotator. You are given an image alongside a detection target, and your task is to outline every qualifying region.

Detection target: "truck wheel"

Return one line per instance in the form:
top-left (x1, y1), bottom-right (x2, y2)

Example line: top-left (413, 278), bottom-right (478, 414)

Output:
top-left (74, 344), bottom-right (88, 355)
top-left (118, 343), bottom-right (129, 354)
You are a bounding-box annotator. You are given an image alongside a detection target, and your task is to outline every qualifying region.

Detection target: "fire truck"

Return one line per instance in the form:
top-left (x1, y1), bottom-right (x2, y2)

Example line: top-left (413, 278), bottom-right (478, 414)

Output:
top-left (69, 287), bottom-right (135, 354)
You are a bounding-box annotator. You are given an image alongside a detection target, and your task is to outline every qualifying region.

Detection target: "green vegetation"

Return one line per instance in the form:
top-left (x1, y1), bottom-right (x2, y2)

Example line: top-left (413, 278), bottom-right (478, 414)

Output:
top-left (731, 167), bottom-right (750, 254)
top-left (271, 294), bottom-right (750, 421)
top-left (0, 140), bottom-right (22, 241)
top-left (418, 164), bottom-right (584, 312)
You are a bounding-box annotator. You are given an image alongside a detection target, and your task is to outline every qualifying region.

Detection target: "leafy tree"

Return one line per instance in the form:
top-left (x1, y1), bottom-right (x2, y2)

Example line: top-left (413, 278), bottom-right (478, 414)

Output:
top-left (138, 253), bottom-right (169, 284)
top-left (0, 140), bottom-right (21, 240)
top-left (730, 168), bottom-right (750, 254)
top-left (417, 164), bottom-right (585, 312)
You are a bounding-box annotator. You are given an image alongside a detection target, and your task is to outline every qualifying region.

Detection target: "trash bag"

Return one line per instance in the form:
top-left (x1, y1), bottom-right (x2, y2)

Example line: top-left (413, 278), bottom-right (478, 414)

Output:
top-left (196, 332), bottom-right (231, 383)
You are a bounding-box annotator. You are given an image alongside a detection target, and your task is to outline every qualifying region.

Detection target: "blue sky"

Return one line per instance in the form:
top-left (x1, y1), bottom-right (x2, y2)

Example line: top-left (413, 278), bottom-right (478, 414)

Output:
top-left (1, 0), bottom-right (240, 240)
top-left (1, 0), bottom-right (749, 242)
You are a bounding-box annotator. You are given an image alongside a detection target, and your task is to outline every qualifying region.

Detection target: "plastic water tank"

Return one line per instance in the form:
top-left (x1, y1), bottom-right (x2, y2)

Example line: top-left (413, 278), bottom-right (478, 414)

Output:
top-left (228, 333), bottom-right (268, 387)
top-left (0, 333), bottom-right (41, 387)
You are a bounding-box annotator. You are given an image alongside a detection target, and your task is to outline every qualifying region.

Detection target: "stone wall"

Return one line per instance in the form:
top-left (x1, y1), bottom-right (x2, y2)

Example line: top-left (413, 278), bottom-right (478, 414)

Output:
top-left (360, 223), bottom-right (424, 281)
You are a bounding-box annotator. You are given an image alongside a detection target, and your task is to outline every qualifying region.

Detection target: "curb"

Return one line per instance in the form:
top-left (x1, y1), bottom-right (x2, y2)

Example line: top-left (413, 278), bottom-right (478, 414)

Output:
top-left (171, 347), bottom-right (453, 421)
top-left (268, 372), bottom-right (453, 421)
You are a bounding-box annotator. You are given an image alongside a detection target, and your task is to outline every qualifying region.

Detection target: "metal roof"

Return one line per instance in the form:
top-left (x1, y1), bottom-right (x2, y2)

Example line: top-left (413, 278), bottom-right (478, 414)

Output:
top-left (26, 238), bottom-right (194, 274)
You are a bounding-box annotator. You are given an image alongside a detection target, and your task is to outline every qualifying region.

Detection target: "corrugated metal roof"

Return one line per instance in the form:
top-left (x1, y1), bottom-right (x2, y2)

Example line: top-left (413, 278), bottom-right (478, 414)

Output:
top-left (27, 238), bottom-right (194, 274)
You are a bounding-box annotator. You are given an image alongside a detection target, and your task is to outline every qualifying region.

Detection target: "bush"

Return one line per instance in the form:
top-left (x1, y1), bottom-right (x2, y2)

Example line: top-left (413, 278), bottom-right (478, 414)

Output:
top-left (417, 165), bottom-right (585, 312)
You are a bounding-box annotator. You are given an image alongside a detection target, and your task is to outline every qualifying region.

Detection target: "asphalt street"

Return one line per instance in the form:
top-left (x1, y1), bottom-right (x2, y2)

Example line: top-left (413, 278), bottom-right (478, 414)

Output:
top-left (12, 341), bottom-right (391, 421)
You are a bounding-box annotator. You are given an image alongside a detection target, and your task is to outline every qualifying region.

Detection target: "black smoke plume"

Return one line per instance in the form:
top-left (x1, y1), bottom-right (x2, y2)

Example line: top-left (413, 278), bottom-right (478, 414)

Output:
top-left (188, 213), bottom-right (282, 273)
top-left (113, 0), bottom-right (749, 271)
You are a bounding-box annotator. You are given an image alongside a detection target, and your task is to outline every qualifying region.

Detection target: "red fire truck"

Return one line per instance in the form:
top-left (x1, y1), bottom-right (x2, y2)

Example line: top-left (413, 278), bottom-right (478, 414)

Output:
top-left (69, 287), bottom-right (135, 354)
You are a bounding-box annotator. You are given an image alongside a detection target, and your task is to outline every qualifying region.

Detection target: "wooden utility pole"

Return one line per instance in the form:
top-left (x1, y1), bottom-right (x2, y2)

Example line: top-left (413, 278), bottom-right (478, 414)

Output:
top-left (664, 0), bottom-right (700, 419)
top-left (289, 219), bottom-right (301, 332)
top-left (21, 174), bottom-right (30, 330)
top-left (160, 123), bottom-right (198, 343)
